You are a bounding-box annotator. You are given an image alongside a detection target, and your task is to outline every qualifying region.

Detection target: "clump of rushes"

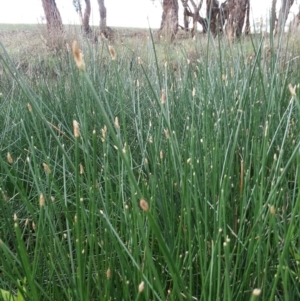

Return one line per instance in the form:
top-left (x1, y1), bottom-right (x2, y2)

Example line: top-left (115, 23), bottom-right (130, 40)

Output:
top-left (72, 40), bottom-right (85, 71)
top-left (1, 25), bottom-right (300, 301)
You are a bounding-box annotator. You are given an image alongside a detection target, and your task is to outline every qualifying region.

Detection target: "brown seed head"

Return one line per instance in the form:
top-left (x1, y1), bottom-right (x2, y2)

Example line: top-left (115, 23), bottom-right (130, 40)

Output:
top-left (269, 205), bottom-right (275, 216)
top-left (106, 268), bottom-right (111, 279)
top-left (138, 281), bottom-right (145, 293)
top-left (161, 89), bottom-right (166, 104)
top-left (73, 120), bottom-right (80, 138)
top-left (288, 83), bottom-right (296, 97)
top-left (140, 199), bottom-right (149, 212)
top-left (108, 45), bottom-right (116, 60)
top-left (114, 117), bottom-right (120, 129)
top-left (252, 288), bottom-right (261, 296)
top-left (27, 103), bottom-right (32, 112)
top-left (164, 129), bottom-right (170, 139)
top-left (7, 152), bottom-right (13, 164)
top-left (72, 40), bottom-right (85, 71)
top-left (43, 163), bottom-right (51, 174)
top-left (39, 193), bottom-right (45, 207)
top-left (80, 163), bottom-right (84, 174)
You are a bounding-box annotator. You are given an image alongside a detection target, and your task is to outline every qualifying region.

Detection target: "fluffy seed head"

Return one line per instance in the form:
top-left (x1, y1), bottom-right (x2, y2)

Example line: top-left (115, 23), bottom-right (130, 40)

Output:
top-left (80, 163), bottom-right (84, 174)
top-left (39, 193), bottom-right (45, 207)
top-left (269, 205), bottom-right (275, 216)
top-left (7, 153), bottom-right (13, 164)
top-left (164, 129), bottom-right (170, 139)
top-left (106, 268), bottom-right (111, 279)
top-left (72, 40), bottom-right (85, 71)
top-left (108, 45), bottom-right (116, 60)
top-left (252, 288), bottom-right (261, 296)
top-left (140, 199), bottom-right (149, 212)
top-left (73, 120), bottom-right (80, 138)
top-left (138, 281), bottom-right (145, 293)
top-left (114, 117), bottom-right (120, 129)
top-left (27, 103), bottom-right (32, 112)
top-left (43, 163), bottom-right (51, 174)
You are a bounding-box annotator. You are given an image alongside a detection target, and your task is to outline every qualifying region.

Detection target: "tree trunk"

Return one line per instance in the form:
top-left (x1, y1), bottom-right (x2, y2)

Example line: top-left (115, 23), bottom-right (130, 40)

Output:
top-left (226, 0), bottom-right (249, 40)
top-left (41, 0), bottom-right (63, 33)
top-left (181, 0), bottom-right (190, 31)
top-left (277, 0), bottom-right (295, 33)
top-left (235, 0), bottom-right (249, 38)
top-left (158, 0), bottom-right (179, 41)
top-left (97, 0), bottom-right (113, 39)
top-left (245, 0), bottom-right (250, 35)
top-left (271, 0), bottom-right (277, 35)
top-left (190, 0), bottom-right (204, 36)
top-left (206, 0), bottom-right (220, 37)
top-left (83, 0), bottom-right (92, 35)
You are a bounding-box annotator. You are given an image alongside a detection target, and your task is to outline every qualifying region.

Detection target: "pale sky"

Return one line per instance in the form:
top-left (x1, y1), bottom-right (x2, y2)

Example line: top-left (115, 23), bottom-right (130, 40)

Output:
top-left (0, 0), bottom-right (299, 29)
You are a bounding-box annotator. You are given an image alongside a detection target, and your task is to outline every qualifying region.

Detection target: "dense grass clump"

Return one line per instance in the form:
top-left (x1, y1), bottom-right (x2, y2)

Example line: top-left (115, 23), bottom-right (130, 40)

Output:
top-left (0, 28), bottom-right (300, 300)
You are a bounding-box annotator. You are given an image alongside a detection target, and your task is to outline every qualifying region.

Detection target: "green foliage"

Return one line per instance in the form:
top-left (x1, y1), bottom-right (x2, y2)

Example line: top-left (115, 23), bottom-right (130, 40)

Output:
top-left (0, 29), bottom-right (300, 300)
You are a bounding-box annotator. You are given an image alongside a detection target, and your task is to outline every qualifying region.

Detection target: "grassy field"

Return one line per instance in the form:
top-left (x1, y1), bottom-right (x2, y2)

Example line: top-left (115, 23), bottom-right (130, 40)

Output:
top-left (0, 24), bottom-right (300, 300)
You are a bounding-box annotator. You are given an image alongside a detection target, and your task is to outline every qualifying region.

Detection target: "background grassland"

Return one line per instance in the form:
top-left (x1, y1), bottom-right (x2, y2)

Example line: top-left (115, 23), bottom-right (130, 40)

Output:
top-left (0, 24), bottom-right (300, 300)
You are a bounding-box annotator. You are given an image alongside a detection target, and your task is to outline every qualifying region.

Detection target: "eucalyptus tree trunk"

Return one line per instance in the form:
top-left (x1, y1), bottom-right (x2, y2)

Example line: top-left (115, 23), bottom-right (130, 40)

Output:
top-left (190, 0), bottom-right (204, 36)
top-left (206, 0), bottom-right (220, 36)
top-left (158, 0), bottom-right (179, 41)
top-left (41, 0), bottom-right (63, 33)
top-left (226, 0), bottom-right (249, 40)
top-left (235, 0), bottom-right (249, 38)
top-left (97, 0), bottom-right (113, 39)
top-left (181, 0), bottom-right (207, 34)
top-left (82, 0), bottom-right (92, 35)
